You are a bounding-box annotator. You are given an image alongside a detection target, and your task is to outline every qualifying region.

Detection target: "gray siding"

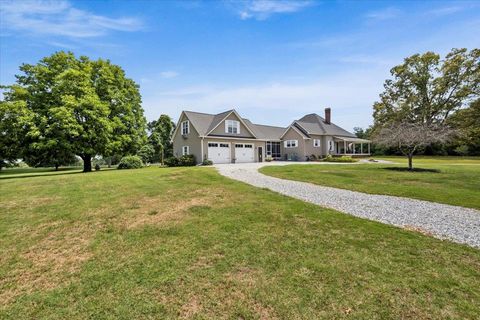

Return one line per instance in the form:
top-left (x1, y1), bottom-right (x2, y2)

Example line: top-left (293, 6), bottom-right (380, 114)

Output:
top-left (281, 127), bottom-right (307, 161)
top-left (304, 134), bottom-right (324, 158)
top-left (209, 113), bottom-right (255, 138)
top-left (172, 113), bottom-right (203, 164)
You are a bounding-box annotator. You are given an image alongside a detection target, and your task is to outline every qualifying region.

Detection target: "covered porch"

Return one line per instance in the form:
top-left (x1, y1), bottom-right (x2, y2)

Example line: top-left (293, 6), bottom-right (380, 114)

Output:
top-left (333, 136), bottom-right (371, 156)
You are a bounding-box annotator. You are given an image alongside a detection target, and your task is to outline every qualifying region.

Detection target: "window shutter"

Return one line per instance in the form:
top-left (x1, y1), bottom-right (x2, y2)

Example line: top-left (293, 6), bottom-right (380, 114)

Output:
top-left (237, 121), bottom-right (240, 134)
top-left (225, 121), bottom-right (228, 133)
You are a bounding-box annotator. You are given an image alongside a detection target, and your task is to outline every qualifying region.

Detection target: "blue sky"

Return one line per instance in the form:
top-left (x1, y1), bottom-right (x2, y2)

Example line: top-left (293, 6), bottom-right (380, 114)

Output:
top-left (1, 0), bottom-right (479, 130)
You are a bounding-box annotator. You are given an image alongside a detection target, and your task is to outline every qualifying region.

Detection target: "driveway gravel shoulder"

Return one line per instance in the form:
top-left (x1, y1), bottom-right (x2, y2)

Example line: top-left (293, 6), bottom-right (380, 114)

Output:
top-left (215, 162), bottom-right (480, 248)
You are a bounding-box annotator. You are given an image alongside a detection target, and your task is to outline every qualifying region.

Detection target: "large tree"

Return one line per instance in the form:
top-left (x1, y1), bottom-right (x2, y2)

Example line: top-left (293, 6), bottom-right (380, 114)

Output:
top-left (448, 99), bottom-right (480, 155)
top-left (372, 48), bottom-right (479, 167)
top-left (0, 86), bottom-right (35, 170)
top-left (147, 114), bottom-right (174, 164)
top-left (373, 48), bottom-right (479, 126)
top-left (3, 51), bottom-right (147, 172)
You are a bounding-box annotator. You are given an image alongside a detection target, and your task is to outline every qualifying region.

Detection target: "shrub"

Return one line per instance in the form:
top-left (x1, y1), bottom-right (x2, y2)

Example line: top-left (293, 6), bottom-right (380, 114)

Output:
top-left (265, 156), bottom-right (273, 162)
top-left (179, 154), bottom-right (196, 166)
top-left (202, 159), bottom-right (213, 166)
top-left (95, 163), bottom-right (101, 171)
top-left (323, 155), bottom-right (357, 163)
top-left (164, 155), bottom-right (196, 167)
top-left (117, 155), bottom-right (144, 169)
top-left (164, 157), bottom-right (179, 167)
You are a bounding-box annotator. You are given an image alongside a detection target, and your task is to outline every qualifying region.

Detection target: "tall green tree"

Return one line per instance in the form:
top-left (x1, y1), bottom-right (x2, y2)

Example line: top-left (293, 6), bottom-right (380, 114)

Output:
top-left (448, 99), bottom-right (480, 155)
top-left (147, 114), bottom-right (174, 164)
top-left (372, 48), bottom-right (479, 167)
top-left (373, 48), bottom-right (479, 127)
top-left (3, 51), bottom-right (147, 172)
top-left (0, 86), bottom-right (35, 170)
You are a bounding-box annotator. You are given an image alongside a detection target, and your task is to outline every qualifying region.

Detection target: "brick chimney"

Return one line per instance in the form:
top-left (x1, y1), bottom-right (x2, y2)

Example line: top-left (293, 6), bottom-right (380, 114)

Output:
top-left (325, 107), bottom-right (331, 124)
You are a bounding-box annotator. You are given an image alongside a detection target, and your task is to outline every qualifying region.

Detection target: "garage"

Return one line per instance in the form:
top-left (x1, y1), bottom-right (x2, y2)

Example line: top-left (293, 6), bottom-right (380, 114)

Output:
top-left (207, 142), bottom-right (231, 164)
top-left (235, 143), bottom-right (254, 163)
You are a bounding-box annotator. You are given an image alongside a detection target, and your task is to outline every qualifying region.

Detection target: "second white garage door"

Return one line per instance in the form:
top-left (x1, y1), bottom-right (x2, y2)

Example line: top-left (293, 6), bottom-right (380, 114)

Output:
top-left (207, 142), bottom-right (231, 164)
top-left (235, 144), bottom-right (254, 163)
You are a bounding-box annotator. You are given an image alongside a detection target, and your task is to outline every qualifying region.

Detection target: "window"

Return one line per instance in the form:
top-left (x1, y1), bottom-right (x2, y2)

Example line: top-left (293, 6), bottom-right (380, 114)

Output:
top-left (244, 144), bottom-right (253, 148)
top-left (225, 120), bottom-right (240, 134)
top-left (266, 141), bottom-right (281, 158)
top-left (208, 142), bottom-right (218, 147)
top-left (313, 139), bottom-right (321, 148)
top-left (328, 140), bottom-right (334, 151)
top-left (181, 120), bottom-right (189, 135)
top-left (219, 143), bottom-right (229, 148)
top-left (284, 140), bottom-right (298, 148)
top-left (182, 146), bottom-right (189, 155)
top-left (235, 144), bottom-right (244, 148)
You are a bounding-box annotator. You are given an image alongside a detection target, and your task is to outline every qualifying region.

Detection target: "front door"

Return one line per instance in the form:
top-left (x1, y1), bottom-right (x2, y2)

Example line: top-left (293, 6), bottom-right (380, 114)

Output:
top-left (258, 146), bottom-right (263, 162)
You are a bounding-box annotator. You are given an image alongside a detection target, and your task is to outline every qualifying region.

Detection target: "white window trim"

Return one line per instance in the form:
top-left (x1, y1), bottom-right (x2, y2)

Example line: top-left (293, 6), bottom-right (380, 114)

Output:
top-left (328, 140), bottom-right (334, 151)
top-left (225, 120), bottom-right (240, 134)
top-left (182, 146), bottom-right (189, 155)
top-left (313, 139), bottom-right (321, 148)
top-left (284, 140), bottom-right (298, 148)
top-left (181, 120), bottom-right (189, 135)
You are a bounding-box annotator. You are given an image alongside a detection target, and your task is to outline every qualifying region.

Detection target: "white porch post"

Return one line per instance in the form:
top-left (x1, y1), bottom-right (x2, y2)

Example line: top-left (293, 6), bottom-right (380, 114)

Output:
top-left (361, 143), bottom-right (363, 154)
top-left (353, 143), bottom-right (355, 154)
top-left (343, 141), bottom-right (346, 155)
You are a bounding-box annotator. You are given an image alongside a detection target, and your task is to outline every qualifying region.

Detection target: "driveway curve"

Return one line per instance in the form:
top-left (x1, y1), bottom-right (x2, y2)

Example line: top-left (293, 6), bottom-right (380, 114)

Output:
top-left (215, 162), bottom-right (480, 248)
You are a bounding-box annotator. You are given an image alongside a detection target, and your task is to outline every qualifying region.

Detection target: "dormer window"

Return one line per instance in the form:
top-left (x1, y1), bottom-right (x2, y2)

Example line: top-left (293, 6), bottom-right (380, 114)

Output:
top-left (181, 120), bottom-right (189, 135)
top-left (225, 120), bottom-right (240, 134)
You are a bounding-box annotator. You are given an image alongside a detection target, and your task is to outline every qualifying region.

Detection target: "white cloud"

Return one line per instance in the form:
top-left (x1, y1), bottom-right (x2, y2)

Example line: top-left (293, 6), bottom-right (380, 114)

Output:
top-left (160, 71), bottom-right (180, 79)
top-left (365, 7), bottom-right (401, 21)
top-left (236, 0), bottom-right (313, 20)
top-left (0, 0), bottom-right (143, 38)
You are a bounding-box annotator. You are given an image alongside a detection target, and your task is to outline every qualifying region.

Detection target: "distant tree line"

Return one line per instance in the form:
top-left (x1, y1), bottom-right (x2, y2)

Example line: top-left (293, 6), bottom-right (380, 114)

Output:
top-left (0, 51), bottom-right (174, 172)
top-left (355, 48), bottom-right (479, 169)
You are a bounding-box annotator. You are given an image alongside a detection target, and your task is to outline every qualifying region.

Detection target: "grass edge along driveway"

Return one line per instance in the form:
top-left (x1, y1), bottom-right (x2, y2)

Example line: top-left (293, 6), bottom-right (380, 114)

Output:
top-left (259, 157), bottom-right (480, 210)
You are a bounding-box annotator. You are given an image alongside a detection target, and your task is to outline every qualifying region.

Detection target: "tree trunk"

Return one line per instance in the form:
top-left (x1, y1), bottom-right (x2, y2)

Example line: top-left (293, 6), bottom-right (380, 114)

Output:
top-left (408, 153), bottom-right (413, 170)
top-left (55, 164), bottom-right (59, 171)
top-left (82, 155), bottom-right (92, 172)
top-left (107, 157), bottom-right (111, 168)
top-left (161, 150), bottom-right (164, 165)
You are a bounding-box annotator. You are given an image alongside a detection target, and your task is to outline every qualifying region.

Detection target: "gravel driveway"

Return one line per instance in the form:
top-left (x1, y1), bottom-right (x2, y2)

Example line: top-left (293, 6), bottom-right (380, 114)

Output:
top-left (215, 162), bottom-right (480, 248)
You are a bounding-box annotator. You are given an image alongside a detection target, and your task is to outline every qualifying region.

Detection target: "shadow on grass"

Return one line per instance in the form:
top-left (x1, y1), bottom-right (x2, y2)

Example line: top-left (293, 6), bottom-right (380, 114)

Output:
top-left (382, 167), bottom-right (441, 173)
top-left (0, 168), bottom-right (116, 180)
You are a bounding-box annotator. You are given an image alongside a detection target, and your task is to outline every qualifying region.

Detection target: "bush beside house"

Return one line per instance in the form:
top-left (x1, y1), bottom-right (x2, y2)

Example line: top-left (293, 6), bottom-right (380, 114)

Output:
top-left (117, 155), bottom-right (144, 169)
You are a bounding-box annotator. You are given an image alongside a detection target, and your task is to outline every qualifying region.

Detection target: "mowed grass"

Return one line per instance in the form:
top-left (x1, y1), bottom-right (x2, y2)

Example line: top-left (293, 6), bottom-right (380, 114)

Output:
top-left (1, 166), bottom-right (480, 319)
top-left (260, 156), bottom-right (480, 209)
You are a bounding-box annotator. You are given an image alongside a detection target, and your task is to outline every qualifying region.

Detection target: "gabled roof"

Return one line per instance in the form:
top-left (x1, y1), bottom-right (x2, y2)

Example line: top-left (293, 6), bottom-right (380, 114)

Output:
top-left (178, 109), bottom-right (283, 140)
top-left (296, 113), bottom-right (356, 137)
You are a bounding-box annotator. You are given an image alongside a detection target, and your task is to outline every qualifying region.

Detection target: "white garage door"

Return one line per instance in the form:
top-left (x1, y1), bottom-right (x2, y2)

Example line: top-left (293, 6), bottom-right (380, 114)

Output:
top-left (207, 142), bottom-right (230, 164)
top-left (235, 144), bottom-right (254, 163)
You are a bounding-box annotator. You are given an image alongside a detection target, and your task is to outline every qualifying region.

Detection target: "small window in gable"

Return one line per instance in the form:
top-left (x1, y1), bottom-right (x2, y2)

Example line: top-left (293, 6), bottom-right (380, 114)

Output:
top-left (225, 120), bottom-right (240, 134)
top-left (182, 146), bottom-right (189, 155)
top-left (313, 139), bottom-right (321, 147)
top-left (181, 120), bottom-right (189, 135)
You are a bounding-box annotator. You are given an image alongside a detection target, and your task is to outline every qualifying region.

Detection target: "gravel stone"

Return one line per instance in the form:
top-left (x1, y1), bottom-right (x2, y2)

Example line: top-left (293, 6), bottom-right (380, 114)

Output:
top-left (215, 162), bottom-right (480, 248)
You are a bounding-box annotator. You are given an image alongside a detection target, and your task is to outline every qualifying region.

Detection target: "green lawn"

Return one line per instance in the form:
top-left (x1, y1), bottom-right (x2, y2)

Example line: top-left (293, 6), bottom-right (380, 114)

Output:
top-left (260, 156), bottom-right (480, 209)
top-left (1, 166), bottom-right (479, 319)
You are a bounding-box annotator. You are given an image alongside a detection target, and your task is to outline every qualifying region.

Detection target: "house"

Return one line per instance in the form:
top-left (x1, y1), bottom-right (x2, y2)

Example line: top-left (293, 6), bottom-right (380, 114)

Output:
top-left (172, 108), bottom-right (371, 164)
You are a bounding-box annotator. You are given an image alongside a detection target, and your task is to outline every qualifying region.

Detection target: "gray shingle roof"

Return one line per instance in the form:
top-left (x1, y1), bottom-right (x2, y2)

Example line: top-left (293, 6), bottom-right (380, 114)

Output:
top-left (182, 110), bottom-right (355, 140)
top-left (183, 110), bottom-right (285, 140)
top-left (297, 113), bottom-right (356, 137)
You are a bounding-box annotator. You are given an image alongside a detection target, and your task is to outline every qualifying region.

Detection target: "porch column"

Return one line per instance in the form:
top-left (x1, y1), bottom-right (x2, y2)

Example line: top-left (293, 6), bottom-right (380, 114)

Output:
top-left (353, 143), bottom-right (355, 154)
top-left (361, 143), bottom-right (363, 154)
top-left (344, 141), bottom-right (346, 155)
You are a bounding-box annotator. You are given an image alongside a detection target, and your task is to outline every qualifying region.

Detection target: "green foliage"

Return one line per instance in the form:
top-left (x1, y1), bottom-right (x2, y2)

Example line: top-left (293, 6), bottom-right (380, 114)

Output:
top-left (448, 99), bottom-right (480, 155)
top-left (137, 144), bottom-right (155, 164)
top-left (201, 159), bottom-right (213, 166)
top-left (95, 164), bottom-right (101, 171)
top-left (373, 49), bottom-right (479, 127)
top-left (324, 155), bottom-right (357, 162)
top-left (147, 114), bottom-right (174, 163)
top-left (2, 51), bottom-right (147, 172)
top-left (164, 155), bottom-right (196, 167)
top-left (117, 155), bottom-right (144, 169)
top-left (164, 156), bottom-right (179, 167)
